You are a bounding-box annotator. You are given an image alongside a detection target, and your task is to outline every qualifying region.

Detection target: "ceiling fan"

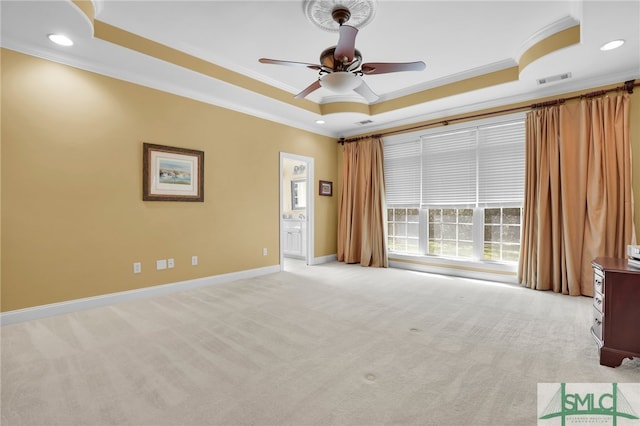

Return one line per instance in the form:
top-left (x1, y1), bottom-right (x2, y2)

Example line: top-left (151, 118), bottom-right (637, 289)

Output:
top-left (259, 5), bottom-right (426, 102)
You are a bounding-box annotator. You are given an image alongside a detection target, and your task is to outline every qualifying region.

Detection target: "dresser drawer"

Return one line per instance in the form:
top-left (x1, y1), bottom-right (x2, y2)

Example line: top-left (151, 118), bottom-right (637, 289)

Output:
top-left (593, 292), bottom-right (604, 313)
top-left (593, 269), bottom-right (604, 295)
top-left (592, 308), bottom-right (603, 341)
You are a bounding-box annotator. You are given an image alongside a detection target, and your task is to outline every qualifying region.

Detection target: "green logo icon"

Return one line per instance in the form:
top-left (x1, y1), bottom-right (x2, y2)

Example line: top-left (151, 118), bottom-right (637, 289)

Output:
top-left (539, 383), bottom-right (639, 425)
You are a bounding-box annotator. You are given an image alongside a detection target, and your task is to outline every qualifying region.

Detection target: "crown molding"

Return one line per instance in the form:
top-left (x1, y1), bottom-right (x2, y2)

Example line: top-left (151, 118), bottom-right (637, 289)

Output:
top-left (517, 15), bottom-right (580, 61)
top-left (341, 68), bottom-right (640, 138)
top-left (1, 39), bottom-right (338, 138)
top-left (380, 58), bottom-right (518, 103)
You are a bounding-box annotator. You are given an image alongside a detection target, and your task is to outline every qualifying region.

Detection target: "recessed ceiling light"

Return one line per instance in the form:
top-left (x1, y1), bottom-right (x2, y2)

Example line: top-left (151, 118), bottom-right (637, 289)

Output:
top-left (315, 120), bottom-right (326, 124)
top-left (600, 39), bottom-right (624, 51)
top-left (48, 34), bottom-right (74, 46)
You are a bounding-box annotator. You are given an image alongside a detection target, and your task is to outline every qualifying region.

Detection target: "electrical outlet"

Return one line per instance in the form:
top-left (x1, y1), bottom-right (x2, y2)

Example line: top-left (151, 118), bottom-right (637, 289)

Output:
top-left (168, 258), bottom-right (175, 268)
top-left (133, 262), bottom-right (142, 274)
top-left (262, 247), bottom-right (268, 256)
top-left (191, 255), bottom-right (198, 266)
top-left (156, 259), bottom-right (167, 270)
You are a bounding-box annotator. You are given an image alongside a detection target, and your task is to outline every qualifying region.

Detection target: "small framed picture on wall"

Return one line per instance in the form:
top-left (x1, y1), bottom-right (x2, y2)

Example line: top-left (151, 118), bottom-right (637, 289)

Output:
top-left (319, 180), bottom-right (333, 196)
top-left (143, 143), bottom-right (205, 201)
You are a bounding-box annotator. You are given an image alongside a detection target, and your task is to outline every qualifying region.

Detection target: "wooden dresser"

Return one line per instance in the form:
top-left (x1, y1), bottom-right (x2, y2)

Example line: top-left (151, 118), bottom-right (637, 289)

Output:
top-left (591, 257), bottom-right (640, 367)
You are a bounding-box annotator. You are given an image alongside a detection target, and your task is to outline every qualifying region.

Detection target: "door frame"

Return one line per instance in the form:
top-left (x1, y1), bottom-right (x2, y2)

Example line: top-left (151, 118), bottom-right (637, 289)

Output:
top-left (279, 152), bottom-right (314, 270)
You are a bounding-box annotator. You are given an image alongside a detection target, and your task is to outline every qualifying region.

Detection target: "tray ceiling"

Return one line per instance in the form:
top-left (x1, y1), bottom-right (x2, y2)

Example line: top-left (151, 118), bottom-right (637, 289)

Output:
top-left (2, 0), bottom-right (639, 138)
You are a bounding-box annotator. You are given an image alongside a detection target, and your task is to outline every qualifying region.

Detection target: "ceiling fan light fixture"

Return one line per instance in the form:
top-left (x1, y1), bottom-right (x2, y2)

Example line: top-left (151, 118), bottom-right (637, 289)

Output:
top-left (320, 72), bottom-right (362, 93)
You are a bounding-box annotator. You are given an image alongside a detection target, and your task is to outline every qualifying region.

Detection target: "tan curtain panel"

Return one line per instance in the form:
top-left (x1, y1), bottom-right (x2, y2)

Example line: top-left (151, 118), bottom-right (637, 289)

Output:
top-left (519, 94), bottom-right (635, 296)
top-left (337, 137), bottom-right (388, 267)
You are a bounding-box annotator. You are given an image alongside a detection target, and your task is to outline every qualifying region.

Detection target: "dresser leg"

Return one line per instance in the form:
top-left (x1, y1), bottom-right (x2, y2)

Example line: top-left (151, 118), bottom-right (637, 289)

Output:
top-left (600, 348), bottom-right (633, 367)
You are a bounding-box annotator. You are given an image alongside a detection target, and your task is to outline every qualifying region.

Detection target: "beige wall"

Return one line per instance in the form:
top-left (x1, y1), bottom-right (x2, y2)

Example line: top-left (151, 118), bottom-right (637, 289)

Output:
top-left (2, 47), bottom-right (638, 312)
top-left (1, 49), bottom-right (338, 312)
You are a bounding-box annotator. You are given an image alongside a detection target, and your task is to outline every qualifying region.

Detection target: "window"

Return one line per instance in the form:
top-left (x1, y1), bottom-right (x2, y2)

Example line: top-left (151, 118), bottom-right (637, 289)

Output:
top-left (428, 208), bottom-right (473, 257)
top-left (384, 114), bottom-right (525, 264)
top-left (388, 208), bottom-right (420, 254)
top-left (484, 207), bottom-right (522, 262)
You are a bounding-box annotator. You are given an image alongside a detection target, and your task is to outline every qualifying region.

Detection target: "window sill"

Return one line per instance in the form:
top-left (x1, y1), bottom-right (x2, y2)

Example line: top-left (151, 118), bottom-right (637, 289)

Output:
top-left (388, 252), bottom-right (518, 284)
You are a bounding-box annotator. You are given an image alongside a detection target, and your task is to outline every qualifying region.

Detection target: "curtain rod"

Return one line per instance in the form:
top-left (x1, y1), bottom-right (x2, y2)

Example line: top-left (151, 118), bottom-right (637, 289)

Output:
top-left (338, 79), bottom-right (638, 144)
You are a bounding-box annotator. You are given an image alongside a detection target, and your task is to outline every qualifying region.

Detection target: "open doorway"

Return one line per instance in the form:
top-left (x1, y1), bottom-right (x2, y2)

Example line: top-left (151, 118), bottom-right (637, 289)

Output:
top-left (280, 153), bottom-right (314, 271)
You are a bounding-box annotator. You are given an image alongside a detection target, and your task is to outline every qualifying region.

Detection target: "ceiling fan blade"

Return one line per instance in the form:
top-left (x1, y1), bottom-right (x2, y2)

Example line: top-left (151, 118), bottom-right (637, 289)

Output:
top-left (334, 25), bottom-right (358, 62)
top-left (354, 80), bottom-right (379, 103)
top-left (361, 61), bottom-right (426, 75)
top-left (259, 58), bottom-right (324, 71)
top-left (295, 80), bottom-right (322, 99)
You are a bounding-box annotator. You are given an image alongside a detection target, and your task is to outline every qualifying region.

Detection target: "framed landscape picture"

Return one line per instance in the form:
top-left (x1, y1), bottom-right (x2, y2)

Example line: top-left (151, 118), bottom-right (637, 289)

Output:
top-left (143, 143), bottom-right (204, 201)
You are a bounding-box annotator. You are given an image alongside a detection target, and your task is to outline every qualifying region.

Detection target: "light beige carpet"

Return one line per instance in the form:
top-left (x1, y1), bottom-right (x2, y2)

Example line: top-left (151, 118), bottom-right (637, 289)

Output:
top-left (2, 260), bottom-right (639, 425)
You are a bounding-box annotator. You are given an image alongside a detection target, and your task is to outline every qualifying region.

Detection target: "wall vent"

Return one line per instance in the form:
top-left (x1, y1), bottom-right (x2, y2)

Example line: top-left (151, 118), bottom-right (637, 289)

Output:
top-left (537, 72), bottom-right (572, 85)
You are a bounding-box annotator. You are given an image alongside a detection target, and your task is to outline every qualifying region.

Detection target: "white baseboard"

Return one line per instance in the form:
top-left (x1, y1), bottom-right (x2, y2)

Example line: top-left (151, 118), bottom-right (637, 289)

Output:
top-left (1, 264), bottom-right (281, 326)
top-left (312, 254), bottom-right (337, 265)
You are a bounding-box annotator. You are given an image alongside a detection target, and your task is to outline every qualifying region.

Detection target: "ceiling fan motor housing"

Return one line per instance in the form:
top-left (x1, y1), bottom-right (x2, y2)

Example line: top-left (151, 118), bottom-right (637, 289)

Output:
top-left (320, 47), bottom-right (362, 72)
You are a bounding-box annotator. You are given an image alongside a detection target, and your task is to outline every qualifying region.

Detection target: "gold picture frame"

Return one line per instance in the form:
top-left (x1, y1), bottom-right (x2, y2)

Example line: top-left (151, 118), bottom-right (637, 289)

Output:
top-left (143, 143), bottom-right (204, 201)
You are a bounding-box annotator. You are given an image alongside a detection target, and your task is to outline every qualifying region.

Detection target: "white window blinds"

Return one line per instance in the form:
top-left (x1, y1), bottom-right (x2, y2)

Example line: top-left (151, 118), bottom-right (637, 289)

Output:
top-left (384, 137), bottom-right (421, 205)
top-left (478, 121), bottom-right (525, 206)
top-left (384, 115), bottom-right (525, 207)
top-left (421, 129), bottom-right (477, 207)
